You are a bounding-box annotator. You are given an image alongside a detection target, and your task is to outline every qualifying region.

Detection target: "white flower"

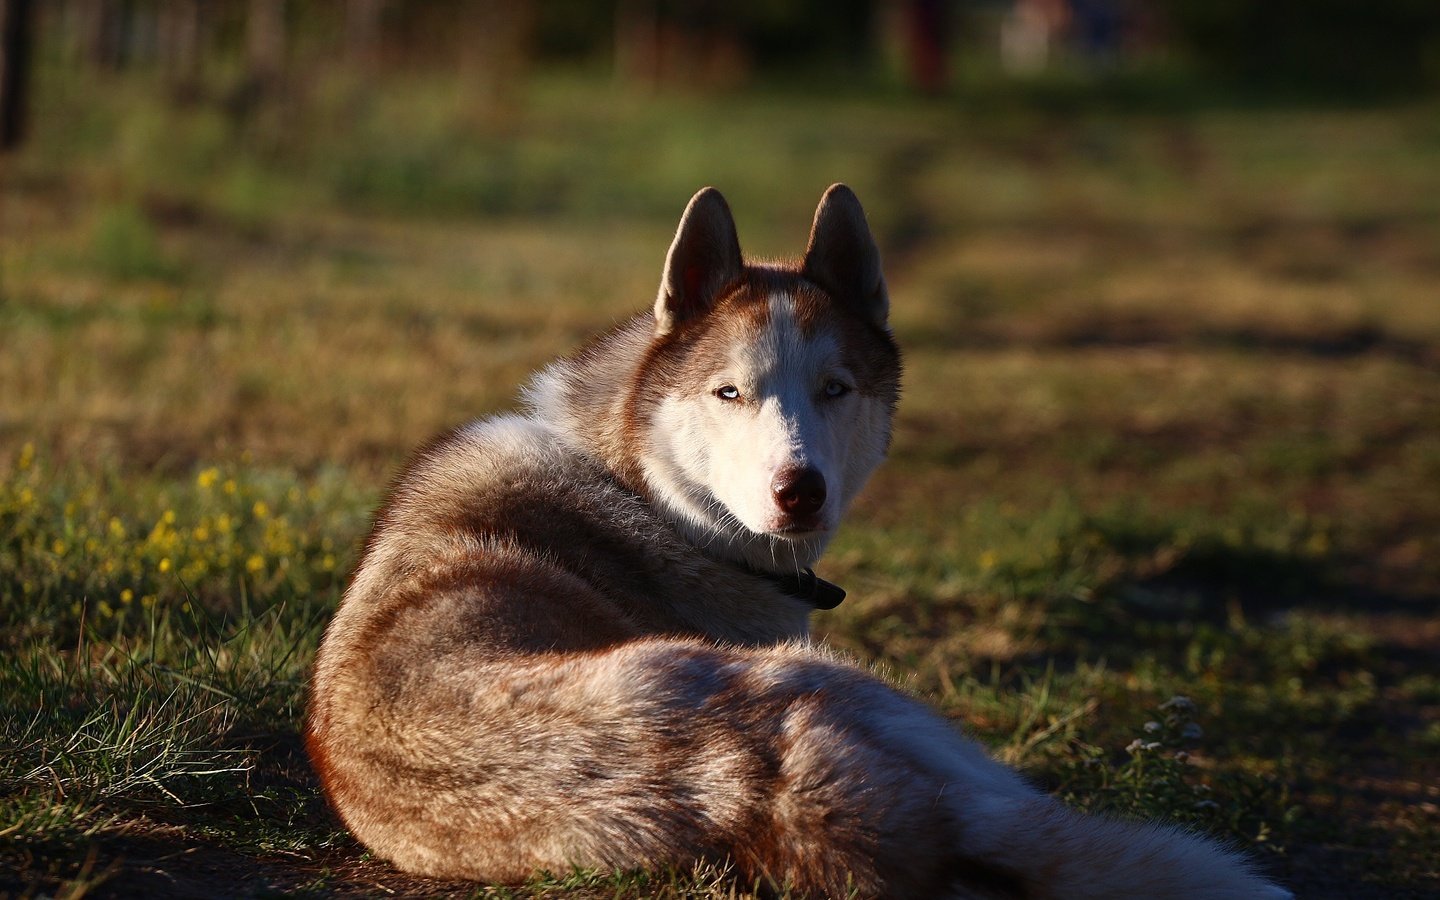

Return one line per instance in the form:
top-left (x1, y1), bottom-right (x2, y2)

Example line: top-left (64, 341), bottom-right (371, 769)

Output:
top-left (1160, 695), bottom-right (1196, 713)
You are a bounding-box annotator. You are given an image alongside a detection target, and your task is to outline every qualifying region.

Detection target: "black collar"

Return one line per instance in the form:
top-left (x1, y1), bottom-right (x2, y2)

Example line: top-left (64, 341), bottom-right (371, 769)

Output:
top-left (750, 567), bottom-right (846, 610)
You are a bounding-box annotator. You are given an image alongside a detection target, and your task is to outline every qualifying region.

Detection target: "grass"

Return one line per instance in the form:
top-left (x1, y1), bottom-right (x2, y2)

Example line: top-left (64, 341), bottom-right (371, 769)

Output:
top-left (2, 61), bottom-right (1439, 896)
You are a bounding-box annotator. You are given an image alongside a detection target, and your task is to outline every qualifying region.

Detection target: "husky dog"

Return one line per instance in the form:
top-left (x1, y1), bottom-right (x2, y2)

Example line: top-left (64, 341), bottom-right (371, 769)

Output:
top-left (307, 186), bottom-right (1289, 898)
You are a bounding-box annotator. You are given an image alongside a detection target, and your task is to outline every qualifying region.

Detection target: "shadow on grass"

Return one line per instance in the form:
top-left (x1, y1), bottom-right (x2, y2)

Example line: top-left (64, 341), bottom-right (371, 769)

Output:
top-left (907, 312), bottom-right (1440, 371)
top-left (1045, 522), bottom-right (1434, 669)
top-left (0, 825), bottom-right (463, 900)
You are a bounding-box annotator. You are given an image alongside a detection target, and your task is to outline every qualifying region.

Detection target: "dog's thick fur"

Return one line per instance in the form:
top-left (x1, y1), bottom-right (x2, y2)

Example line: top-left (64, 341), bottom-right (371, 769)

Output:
top-left (307, 186), bottom-right (1290, 898)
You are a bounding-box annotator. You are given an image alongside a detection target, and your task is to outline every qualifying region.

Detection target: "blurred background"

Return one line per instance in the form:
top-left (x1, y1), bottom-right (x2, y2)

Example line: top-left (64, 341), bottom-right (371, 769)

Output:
top-left (4, 0), bottom-right (1440, 471)
top-left (2, 2), bottom-right (1439, 897)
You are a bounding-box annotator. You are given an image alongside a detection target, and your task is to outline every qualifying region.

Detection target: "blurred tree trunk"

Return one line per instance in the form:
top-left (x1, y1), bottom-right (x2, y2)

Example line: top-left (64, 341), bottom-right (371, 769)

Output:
top-left (613, 0), bottom-right (749, 90)
top-left (904, 0), bottom-right (948, 93)
top-left (159, 0), bottom-right (203, 89)
top-left (460, 1), bottom-right (534, 120)
top-left (0, 0), bottom-right (35, 150)
top-left (615, 0), bottom-right (659, 86)
top-left (80, 0), bottom-right (123, 70)
top-left (346, 0), bottom-right (383, 70)
top-left (247, 0), bottom-right (285, 85)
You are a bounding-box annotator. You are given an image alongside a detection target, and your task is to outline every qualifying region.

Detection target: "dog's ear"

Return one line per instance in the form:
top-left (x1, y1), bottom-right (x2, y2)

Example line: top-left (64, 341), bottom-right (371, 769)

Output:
top-left (802, 184), bottom-right (888, 328)
top-left (655, 187), bottom-right (744, 336)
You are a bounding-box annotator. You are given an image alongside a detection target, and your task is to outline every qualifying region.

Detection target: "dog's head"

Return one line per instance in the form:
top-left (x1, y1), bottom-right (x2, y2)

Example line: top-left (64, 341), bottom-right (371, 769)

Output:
top-left (634, 185), bottom-right (902, 571)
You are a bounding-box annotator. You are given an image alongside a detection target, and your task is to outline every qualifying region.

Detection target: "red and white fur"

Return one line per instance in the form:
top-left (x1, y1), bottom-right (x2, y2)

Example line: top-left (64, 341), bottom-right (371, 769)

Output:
top-left (307, 185), bottom-right (1291, 899)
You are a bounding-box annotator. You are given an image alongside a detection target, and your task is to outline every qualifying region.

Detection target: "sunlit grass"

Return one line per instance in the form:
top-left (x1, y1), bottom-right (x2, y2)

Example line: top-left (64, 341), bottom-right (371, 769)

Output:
top-left (2, 65), bottom-right (1438, 895)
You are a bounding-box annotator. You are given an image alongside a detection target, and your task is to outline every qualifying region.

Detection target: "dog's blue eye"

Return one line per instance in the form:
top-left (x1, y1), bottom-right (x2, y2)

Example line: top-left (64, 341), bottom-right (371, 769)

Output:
top-left (715, 385), bottom-right (741, 401)
top-left (824, 380), bottom-right (850, 398)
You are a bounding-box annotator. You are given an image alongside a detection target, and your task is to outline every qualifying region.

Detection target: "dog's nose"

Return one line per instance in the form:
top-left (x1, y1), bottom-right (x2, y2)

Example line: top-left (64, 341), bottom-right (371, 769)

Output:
top-left (772, 467), bottom-right (826, 518)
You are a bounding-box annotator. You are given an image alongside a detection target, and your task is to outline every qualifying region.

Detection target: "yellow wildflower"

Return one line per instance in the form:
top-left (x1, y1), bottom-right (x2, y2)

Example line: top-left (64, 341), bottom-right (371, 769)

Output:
top-left (197, 467), bottom-right (221, 490)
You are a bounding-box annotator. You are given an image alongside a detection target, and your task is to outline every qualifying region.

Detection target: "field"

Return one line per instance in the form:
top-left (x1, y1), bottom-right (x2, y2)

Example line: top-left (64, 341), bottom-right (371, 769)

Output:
top-left (3, 65), bottom-right (1440, 897)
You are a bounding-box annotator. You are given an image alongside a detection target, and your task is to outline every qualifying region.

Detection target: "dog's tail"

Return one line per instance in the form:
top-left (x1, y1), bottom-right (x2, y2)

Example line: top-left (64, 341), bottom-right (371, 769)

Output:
top-left (313, 632), bottom-right (1290, 899)
top-left (953, 794), bottom-right (1294, 900)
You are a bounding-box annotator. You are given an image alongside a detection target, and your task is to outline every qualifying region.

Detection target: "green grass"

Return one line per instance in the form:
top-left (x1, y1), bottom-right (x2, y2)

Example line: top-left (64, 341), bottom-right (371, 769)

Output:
top-left (2, 62), bottom-right (1439, 897)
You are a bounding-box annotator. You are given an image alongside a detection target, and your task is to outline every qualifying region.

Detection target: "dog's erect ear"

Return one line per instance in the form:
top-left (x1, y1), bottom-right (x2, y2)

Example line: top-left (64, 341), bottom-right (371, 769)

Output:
top-left (654, 187), bottom-right (744, 336)
top-left (802, 184), bottom-right (888, 328)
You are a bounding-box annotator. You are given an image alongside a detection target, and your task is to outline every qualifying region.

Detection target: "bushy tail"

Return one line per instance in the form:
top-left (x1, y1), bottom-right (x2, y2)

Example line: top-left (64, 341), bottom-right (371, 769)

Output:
top-left (961, 796), bottom-right (1292, 900)
top-left (314, 632), bottom-right (1290, 899)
